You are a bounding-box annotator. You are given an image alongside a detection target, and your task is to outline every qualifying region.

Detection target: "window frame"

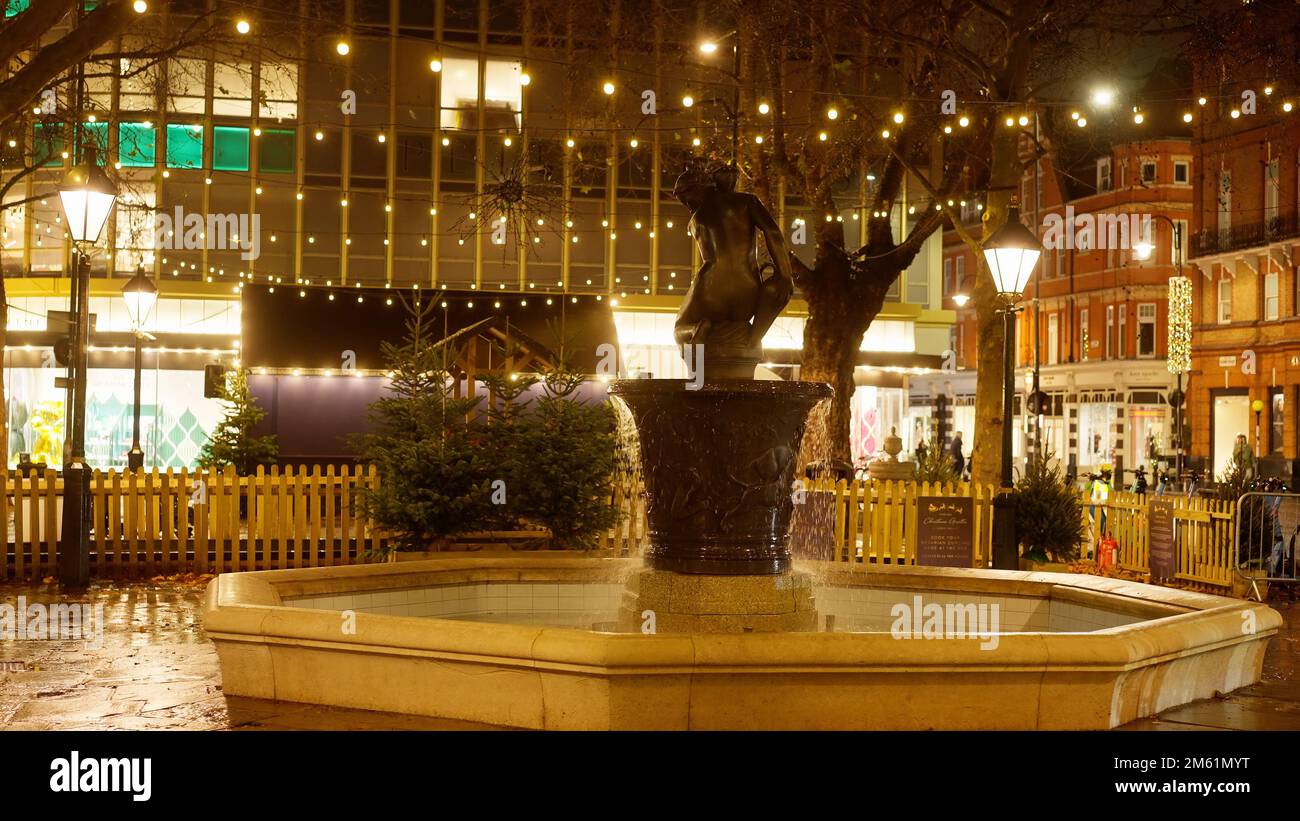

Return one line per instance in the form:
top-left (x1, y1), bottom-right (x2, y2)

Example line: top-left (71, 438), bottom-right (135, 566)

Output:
top-left (1217, 278), bottom-right (1232, 324)
top-left (1137, 302), bottom-right (1157, 358)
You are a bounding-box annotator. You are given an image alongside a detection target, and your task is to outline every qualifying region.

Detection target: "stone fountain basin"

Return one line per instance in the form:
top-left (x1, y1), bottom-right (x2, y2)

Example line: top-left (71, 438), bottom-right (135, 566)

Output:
top-left (203, 558), bottom-right (1280, 730)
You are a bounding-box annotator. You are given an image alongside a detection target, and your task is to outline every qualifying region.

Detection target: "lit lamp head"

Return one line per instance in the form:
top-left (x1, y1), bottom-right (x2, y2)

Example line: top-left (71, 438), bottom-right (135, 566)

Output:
top-left (1133, 239), bottom-right (1154, 260)
top-left (1252, 399), bottom-right (1265, 415)
top-left (981, 199), bottom-right (1041, 301)
top-left (121, 265), bottom-right (158, 329)
top-left (58, 144), bottom-right (118, 245)
top-left (951, 292), bottom-right (970, 308)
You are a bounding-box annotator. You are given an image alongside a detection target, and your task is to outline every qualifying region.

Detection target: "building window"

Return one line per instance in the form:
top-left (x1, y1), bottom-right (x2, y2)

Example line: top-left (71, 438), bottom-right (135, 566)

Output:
top-left (165, 124), bottom-right (204, 169)
top-left (1265, 270), bottom-right (1280, 320)
top-left (213, 62), bottom-right (253, 117)
top-left (258, 128), bottom-right (295, 174)
top-left (1172, 219), bottom-right (1188, 266)
top-left (212, 126), bottom-right (249, 171)
top-left (1217, 278), bottom-right (1232, 324)
top-left (1271, 388), bottom-right (1285, 456)
top-left (943, 258), bottom-right (953, 297)
top-left (1048, 313), bottom-right (1059, 364)
top-left (396, 132), bottom-right (432, 179)
top-left (258, 62), bottom-right (299, 120)
top-left (1137, 303), bottom-right (1156, 357)
top-left (167, 58), bottom-right (207, 114)
top-left (119, 58), bottom-right (158, 112)
top-left (440, 56), bottom-right (524, 131)
top-left (1080, 307), bottom-right (1089, 359)
top-left (1106, 305), bottom-right (1114, 359)
top-left (32, 123), bottom-right (63, 167)
top-left (1173, 159), bottom-right (1190, 185)
top-left (1097, 157), bottom-right (1112, 192)
top-left (1141, 159), bottom-right (1156, 184)
top-left (117, 122), bottom-right (156, 167)
top-left (1118, 304), bottom-right (1126, 358)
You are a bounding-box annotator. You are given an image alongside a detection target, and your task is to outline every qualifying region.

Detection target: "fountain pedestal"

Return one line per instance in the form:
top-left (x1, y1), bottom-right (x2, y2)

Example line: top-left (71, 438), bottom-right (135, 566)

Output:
top-left (610, 378), bottom-right (831, 633)
top-left (616, 568), bottom-right (817, 633)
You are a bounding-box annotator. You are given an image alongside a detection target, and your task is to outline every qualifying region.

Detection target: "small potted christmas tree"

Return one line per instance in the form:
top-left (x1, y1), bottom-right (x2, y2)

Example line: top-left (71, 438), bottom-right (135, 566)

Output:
top-left (1013, 451), bottom-right (1086, 571)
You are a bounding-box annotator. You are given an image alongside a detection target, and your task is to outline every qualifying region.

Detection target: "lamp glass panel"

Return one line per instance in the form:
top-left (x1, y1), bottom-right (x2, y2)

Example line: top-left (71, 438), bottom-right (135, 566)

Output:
top-left (59, 188), bottom-right (115, 243)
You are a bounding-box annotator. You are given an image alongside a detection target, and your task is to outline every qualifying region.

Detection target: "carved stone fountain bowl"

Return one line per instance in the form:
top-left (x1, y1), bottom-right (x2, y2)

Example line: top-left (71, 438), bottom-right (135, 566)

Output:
top-left (608, 378), bottom-right (832, 577)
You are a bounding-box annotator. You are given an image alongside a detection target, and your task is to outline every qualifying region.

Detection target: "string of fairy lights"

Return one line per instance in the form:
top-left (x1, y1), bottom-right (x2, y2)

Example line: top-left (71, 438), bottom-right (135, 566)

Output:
top-left (9, 2), bottom-right (1296, 306)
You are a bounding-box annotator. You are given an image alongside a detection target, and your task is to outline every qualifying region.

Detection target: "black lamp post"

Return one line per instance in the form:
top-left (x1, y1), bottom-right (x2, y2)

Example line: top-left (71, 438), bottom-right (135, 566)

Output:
top-left (56, 144), bottom-right (118, 587)
top-left (121, 265), bottom-right (158, 471)
top-left (982, 198), bottom-right (1041, 570)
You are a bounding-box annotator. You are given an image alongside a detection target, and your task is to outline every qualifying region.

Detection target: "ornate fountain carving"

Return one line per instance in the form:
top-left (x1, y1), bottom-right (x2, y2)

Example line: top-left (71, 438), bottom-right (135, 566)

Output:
top-left (610, 165), bottom-right (832, 631)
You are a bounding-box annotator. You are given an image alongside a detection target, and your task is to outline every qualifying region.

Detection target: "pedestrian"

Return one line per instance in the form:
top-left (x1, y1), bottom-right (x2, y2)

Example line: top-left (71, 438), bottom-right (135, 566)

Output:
top-left (1088, 465), bottom-right (1114, 545)
top-left (1233, 433), bottom-right (1255, 478)
top-left (949, 431), bottom-right (965, 478)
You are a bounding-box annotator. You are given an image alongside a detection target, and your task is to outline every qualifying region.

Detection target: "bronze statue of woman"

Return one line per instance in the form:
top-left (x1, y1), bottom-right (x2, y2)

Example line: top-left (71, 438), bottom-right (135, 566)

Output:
top-left (671, 165), bottom-right (794, 379)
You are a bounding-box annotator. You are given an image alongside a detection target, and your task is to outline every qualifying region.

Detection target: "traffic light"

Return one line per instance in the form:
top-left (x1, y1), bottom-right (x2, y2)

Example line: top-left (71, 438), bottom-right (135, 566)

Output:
top-left (204, 364), bottom-right (226, 398)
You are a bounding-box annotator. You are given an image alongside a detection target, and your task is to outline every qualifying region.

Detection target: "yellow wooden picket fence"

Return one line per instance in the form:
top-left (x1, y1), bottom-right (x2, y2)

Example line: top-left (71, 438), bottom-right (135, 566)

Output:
top-left (1084, 491), bottom-right (1237, 588)
top-left (2, 465), bottom-right (1237, 588)
top-left (0, 465), bottom-right (382, 579)
top-left (808, 479), bottom-right (998, 566)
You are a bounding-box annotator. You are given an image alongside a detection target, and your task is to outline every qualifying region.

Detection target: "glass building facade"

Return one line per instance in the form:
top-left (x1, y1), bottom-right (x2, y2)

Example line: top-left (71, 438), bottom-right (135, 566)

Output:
top-left (2, 0), bottom-right (954, 470)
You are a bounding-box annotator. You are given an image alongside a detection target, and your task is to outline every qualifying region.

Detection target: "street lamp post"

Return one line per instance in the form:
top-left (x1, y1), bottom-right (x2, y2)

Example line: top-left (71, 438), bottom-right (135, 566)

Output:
top-left (983, 198), bottom-right (1042, 570)
top-left (1134, 215), bottom-right (1191, 486)
top-left (1253, 399), bottom-right (1265, 460)
top-left (56, 144), bottom-right (118, 587)
top-left (122, 266), bottom-right (158, 471)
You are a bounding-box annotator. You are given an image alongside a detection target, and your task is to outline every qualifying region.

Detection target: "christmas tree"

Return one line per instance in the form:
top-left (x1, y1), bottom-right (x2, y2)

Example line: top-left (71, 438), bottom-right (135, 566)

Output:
top-left (196, 368), bottom-right (278, 475)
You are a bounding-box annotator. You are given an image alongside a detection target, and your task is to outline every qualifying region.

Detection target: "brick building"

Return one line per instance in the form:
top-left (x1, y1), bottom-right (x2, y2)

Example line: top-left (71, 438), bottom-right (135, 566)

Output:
top-left (913, 135), bottom-right (1192, 480)
top-left (1190, 16), bottom-right (1300, 478)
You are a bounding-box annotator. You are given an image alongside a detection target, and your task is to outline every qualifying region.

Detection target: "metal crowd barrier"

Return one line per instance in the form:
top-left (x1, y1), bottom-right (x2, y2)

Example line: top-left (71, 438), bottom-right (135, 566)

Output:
top-left (1233, 491), bottom-right (1300, 601)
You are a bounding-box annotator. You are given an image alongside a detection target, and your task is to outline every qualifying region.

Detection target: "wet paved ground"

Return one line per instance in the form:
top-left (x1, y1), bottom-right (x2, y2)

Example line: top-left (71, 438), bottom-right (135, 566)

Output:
top-left (0, 577), bottom-right (1295, 730)
top-left (0, 577), bottom-right (500, 730)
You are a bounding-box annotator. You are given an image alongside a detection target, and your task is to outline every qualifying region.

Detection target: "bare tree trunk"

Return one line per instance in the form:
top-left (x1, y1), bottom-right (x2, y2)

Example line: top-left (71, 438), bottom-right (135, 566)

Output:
top-left (799, 307), bottom-right (866, 466)
top-left (969, 129), bottom-right (1023, 488)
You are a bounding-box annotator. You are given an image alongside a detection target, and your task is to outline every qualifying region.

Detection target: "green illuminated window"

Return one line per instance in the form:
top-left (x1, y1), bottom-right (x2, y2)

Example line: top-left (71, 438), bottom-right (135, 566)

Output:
top-left (32, 123), bottom-right (63, 167)
top-left (213, 126), bottom-right (249, 171)
top-left (166, 123), bottom-right (203, 168)
top-left (118, 122), bottom-right (156, 167)
top-left (258, 128), bottom-right (295, 173)
top-left (4, 1), bottom-right (30, 18)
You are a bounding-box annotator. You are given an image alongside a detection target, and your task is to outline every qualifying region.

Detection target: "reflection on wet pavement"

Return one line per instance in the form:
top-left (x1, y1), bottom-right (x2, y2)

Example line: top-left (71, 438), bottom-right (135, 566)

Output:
top-left (0, 578), bottom-right (502, 730)
top-left (1, 577), bottom-right (1294, 730)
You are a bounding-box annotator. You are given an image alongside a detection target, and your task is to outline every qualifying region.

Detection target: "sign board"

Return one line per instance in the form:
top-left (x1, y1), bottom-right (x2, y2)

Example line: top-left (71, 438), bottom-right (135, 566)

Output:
top-left (916, 496), bottom-right (974, 567)
top-left (1148, 496), bottom-right (1176, 581)
top-left (1218, 355), bottom-right (1237, 368)
top-left (46, 310), bottom-right (97, 333)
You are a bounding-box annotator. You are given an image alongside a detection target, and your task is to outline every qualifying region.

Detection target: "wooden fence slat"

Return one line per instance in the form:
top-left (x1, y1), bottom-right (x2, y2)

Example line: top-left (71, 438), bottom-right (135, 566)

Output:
top-left (0, 472), bottom-right (9, 580)
top-left (43, 469), bottom-right (57, 578)
top-left (339, 464), bottom-right (352, 563)
top-left (325, 464), bottom-right (337, 564)
top-left (13, 472), bottom-right (25, 580)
